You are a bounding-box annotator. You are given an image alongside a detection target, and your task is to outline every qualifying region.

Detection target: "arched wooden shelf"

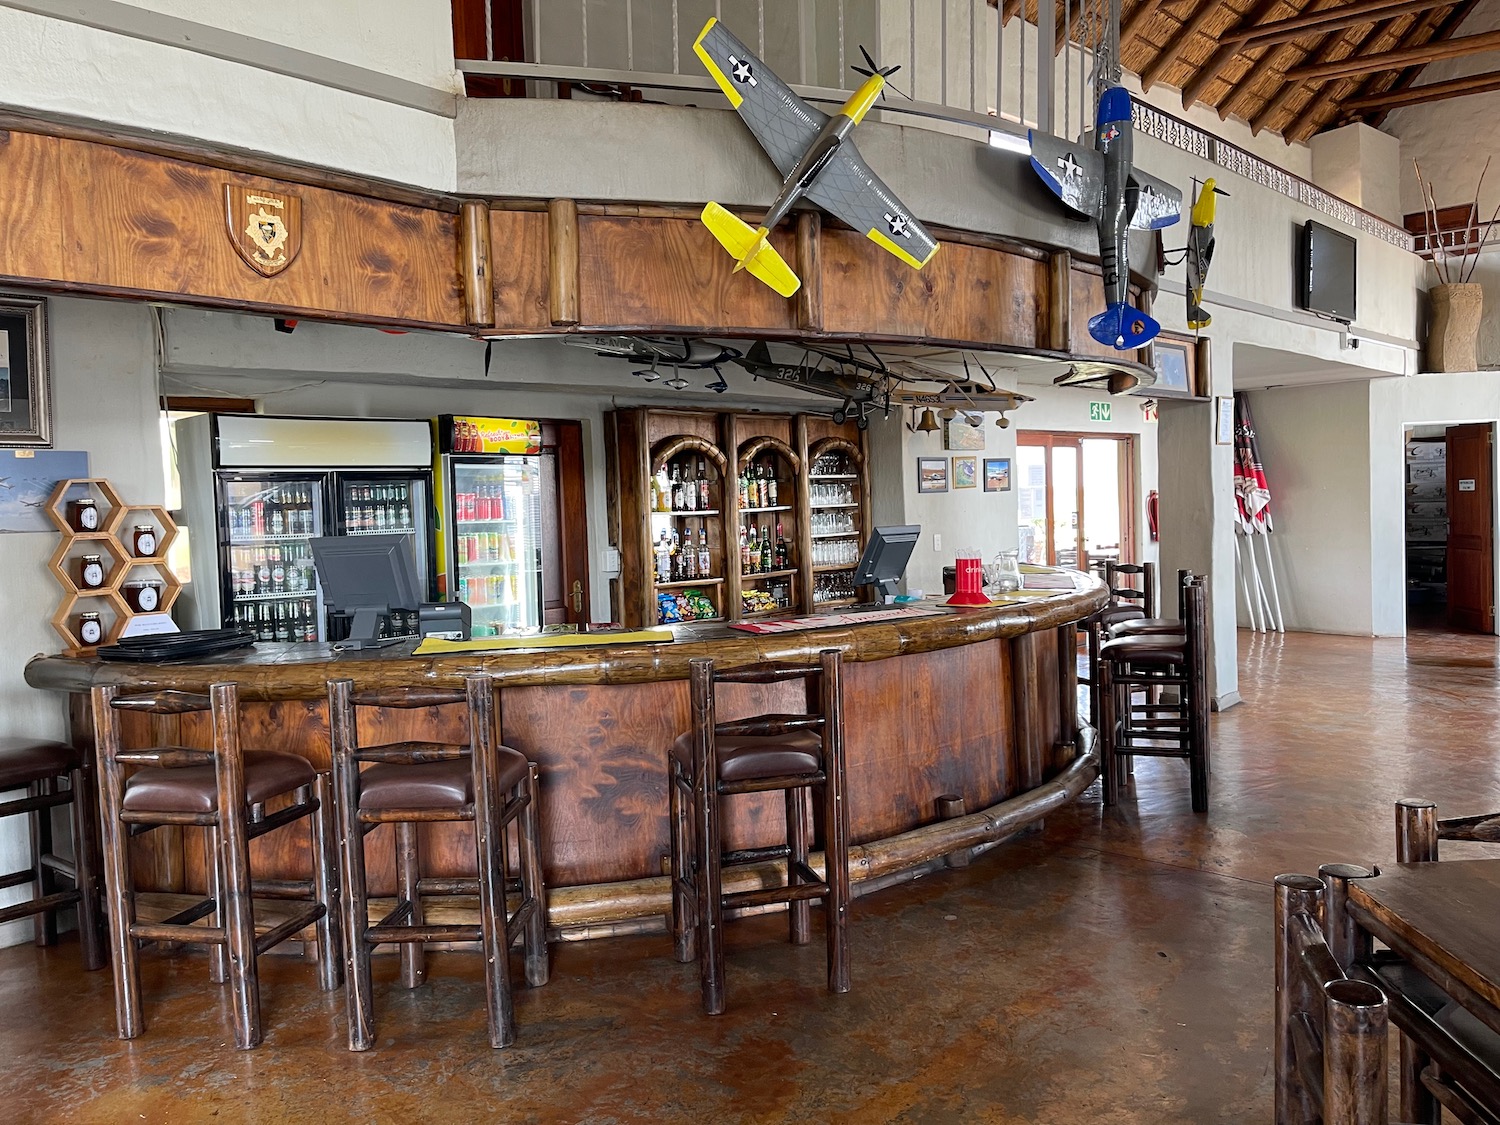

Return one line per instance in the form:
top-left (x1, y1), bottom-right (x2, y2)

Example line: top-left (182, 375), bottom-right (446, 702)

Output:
top-left (807, 436), bottom-right (864, 468)
top-left (651, 435), bottom-right (728, 475)
top-left (737, 436), bottom-right (801, 475)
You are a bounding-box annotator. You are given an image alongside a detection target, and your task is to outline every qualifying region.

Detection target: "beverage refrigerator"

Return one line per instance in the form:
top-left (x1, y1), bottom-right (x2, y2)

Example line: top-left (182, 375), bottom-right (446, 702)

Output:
top-left (433, 415), bottom-right (544, 636)
top-left (175, 414), bottom-right (435, 642)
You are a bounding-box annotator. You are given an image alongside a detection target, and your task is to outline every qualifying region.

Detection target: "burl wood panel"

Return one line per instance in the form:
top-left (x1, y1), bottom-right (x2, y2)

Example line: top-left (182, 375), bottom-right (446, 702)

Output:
top-left (486, 209), bottom-right (550, 330)
top-left (0, 129), bottom-right (464, 327)
top-left (576, 215), bottom-right (796, 332)
top-left (818, 231), bottom-right (1045, 347)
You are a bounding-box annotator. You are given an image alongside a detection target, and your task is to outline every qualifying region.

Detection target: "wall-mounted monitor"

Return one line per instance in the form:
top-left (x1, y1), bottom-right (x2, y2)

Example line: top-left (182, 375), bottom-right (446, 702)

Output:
top-left (1298, 220), bottom-right (1357, 323)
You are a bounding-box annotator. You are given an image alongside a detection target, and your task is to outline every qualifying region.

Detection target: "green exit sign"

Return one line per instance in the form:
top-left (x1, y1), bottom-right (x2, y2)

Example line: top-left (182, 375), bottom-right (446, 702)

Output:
top-left (1089, 401), bottom-right (1111, 422)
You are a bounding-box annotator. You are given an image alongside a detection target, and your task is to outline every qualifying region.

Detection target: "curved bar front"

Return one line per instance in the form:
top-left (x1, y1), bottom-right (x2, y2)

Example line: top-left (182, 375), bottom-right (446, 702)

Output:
top-left (27, 575), bottom-right (1107, 933)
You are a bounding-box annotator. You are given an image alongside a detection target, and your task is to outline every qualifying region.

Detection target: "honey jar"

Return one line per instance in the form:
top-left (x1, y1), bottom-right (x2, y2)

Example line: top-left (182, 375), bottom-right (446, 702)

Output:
top-left (78, 554), bottom-right (106, 590)
top-left (122, 580), bottom-right (162, 612)
top-left (133, 525), bottom-right (158, 557)
top-left (75, 612), bottom-right (102, 646)
top-left (68, 497), bottom-right (99, 532)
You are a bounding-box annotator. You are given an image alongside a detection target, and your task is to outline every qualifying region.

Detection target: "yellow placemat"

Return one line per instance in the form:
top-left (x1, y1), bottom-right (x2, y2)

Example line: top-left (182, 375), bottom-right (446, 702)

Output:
top-left (414, 628), bottom-right (674, 655)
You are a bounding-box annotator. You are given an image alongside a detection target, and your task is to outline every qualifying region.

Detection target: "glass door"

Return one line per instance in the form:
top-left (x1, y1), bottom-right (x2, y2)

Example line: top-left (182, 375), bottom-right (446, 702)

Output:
top-left (334, 471), bottom-right (434, 600)
top-left (1017, 433), bottom-right (1135, 571)
top-left (450, 456), bottom-right (542, 635)
top-left (218, 472), bottom-right (326, 642)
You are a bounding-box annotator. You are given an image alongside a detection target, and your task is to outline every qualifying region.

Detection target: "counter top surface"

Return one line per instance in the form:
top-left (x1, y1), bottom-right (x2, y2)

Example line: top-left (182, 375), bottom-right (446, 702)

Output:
top-left (27, 571), bottom-right (1106, 700)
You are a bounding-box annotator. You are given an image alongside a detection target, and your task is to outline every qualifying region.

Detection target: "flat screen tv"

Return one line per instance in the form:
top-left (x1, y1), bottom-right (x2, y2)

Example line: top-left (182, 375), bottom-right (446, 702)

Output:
top-left (1298, 220), bottom-right (1357, 323)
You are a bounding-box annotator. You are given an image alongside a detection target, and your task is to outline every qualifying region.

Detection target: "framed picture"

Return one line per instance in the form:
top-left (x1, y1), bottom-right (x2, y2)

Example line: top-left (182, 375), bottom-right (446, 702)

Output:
top-left (952, 456), bottom-right (977, 489)
top-left (1216, 396), bottom-right (1235, 445)
top-left (0, 449), bottom-right (88, 531)
top-left (917, 456), bottom-right (949, 493)
top-left (942, 416), bottom-right (986, 450)
top-left (983, 457), bottom-right (1011, 492)
top-left (1148, 331), bottom-right (1196, 398)
top-left (0, 296), bottom-right (51, 447)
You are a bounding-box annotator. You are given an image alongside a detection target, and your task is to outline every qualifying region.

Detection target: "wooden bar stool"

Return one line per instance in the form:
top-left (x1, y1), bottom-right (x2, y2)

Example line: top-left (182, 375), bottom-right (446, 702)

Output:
top-left (0, 738), bottom-right (106, 970)
top-left (91, 682), bottom-right (341, 1049)
top-left (1083, 561), bottom-right (1157, 724)
top-left (328, 675), bottom-right (547, 1051)
top-left (1097, 575), bottom-right (1210, 812)
top-left (669, 648), bottom-right (850, 1015)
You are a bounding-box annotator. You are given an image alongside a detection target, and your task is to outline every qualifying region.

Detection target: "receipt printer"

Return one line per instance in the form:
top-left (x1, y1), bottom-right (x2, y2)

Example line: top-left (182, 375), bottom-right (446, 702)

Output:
top-left (419, 601), bottom-right (471, 640)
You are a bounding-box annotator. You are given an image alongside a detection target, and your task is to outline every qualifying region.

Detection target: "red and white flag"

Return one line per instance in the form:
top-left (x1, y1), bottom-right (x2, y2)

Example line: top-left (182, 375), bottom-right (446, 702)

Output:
top-left (1233, 393), bottom-right (1272, 534)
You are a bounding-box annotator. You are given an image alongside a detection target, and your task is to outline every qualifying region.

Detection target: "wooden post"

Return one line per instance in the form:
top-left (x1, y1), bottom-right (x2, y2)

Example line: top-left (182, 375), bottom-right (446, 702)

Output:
top-left (936, 795), bottom-right (970, 867)
top-left (1048, 251), bottom-right (1071, 352)
top-left (1322, 979), bottom-right (1389, 1125)
top-left (459, 200), bottom-right (494, 328)
top-left (1317, 862), bottom-right (1376, 972)
top-left (1275, 873), bottom-right (1324, 1125)
top-left (796, 210), bottom-right (822, 333)
top-left (547, 198), bottom-right (580, 327)
top-left (1010, 632), bottom-right (1048, 792)
top-left (1395, 797), bottom-right (1438, 862)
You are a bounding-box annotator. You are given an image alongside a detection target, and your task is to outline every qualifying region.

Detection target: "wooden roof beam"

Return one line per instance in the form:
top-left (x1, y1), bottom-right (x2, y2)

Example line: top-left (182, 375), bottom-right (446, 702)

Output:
top-left (1002, 0), bottom-right (1025, 24)
top-left (1342, 66), bottom-right (1500, 110)
top-left (1286, 27), bottom-right (1500, 83)
top-left (1282, 16), bottom-right (1404, 140)
top-left (1248, 13), bottom-right (1360, 134)
top-left (1181, 0), bottom-right (1296, 109)
top-left (1232, 0), bottom-right (1453, 49)
top-left (1366, 0), bottom-right (1480, 126)
top-left (1214, 0), bottom-right (1346, 120)
top-left (1120, 0), bottom-right (1166, 54)
top-left (1141, 0), bottom-right (1221, 91)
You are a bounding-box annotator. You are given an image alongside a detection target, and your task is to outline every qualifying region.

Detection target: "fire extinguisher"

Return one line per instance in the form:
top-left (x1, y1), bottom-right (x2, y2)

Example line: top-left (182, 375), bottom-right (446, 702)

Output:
top-left (1147, 490), bottom-right (1160, 542)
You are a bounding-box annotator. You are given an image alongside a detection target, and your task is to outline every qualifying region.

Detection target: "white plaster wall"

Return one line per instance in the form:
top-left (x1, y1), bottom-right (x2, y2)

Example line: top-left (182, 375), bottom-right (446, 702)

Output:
top-left (0, 5), bottom-right (457, 190)
top-left (0, 297), bottom-right (164, 949)
top-left (1309, 123), bottom-right (1403, 224)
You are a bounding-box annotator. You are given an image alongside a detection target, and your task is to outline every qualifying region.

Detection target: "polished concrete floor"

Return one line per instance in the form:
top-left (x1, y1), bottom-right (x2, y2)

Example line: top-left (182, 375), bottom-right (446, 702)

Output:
top-left (4, 630), bottom-right (1500, 1124)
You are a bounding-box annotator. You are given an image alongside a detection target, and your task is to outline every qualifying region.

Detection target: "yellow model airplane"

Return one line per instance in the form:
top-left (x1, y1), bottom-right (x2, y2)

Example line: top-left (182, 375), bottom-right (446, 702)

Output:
top-left (694, 18), bottom-right (939, 297)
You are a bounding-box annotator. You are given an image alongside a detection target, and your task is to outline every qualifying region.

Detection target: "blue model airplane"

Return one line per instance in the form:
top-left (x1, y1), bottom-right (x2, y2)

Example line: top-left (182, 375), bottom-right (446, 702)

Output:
top-left (1028, 86), bottom-right (1182, 350)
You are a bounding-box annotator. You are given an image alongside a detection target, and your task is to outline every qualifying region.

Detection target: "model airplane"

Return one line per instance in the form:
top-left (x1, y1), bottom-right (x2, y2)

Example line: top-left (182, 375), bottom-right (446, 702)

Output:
top-left (733, 342), bottom-right (893, 428)
top-left (694, 18), bottom-right (938, 297)
top-left (563, 335), bottom-right (740, 369)
top-left (1028, 86), bottom-right (1181, 351)
top-left (1185, 178), bottom-right (1228, 331)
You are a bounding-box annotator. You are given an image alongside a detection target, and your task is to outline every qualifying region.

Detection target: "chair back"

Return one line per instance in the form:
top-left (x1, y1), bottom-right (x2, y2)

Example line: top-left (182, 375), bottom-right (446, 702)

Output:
top-left (1105, 561), bottom-right (1157, 619)
top-left (92, 683), bottom-right (234, 771)
top-left (327, 678), bottom-right (484, 767)
top-left (688, 650), bottom-right (843, 771)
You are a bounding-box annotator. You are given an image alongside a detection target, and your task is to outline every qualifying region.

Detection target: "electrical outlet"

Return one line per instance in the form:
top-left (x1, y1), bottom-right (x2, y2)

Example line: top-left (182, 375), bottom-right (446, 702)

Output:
top-left (600, 547), bottom-right (621, 574)
top-left (933, 533), bottom-right (942, 552)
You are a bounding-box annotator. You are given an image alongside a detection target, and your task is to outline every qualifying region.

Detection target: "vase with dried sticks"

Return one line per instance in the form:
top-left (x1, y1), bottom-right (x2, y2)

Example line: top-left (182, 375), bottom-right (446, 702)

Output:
top-left (1414, 159), bottom-right (1495, 372)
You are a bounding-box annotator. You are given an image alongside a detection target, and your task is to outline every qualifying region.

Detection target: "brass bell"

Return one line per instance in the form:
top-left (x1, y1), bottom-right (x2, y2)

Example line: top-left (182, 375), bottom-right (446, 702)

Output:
top-left (915, 408), bottom-right (940, 433)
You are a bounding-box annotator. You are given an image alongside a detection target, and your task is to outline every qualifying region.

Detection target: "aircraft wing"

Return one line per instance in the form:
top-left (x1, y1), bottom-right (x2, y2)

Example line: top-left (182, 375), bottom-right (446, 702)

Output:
top-left (694, 18), bottom-right (827, 179)
top-left (805, 144), bottom-right (939, 269)
top-left (1028, 131), bottom-right (1103, 218)
top-left (1128, 170), bottom-right (1183, 230)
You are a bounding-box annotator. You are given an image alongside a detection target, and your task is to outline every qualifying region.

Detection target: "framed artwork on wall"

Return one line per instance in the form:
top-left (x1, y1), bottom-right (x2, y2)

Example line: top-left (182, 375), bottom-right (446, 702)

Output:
top-left (1148, 331), bottom-right (1196, 398)
top-left (952, 456), bottom-right (977, 488)
top-left (942, 417), bottom-right (986, 450)
top-left (0, 295), bottom-right (51, 447)
top-left (983, 457), bottom-right (1011, 492)
top-left (917, 457), bottom-right (949, 493)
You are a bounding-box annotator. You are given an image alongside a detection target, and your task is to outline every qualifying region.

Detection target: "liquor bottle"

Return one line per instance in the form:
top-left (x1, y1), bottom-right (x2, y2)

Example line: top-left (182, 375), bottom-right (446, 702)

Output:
top-left (768, 469), bottom-right (778, 507)
top-left (697, 459), bottom-right (711, 511)
top-left (682, 536), bottom-right (696, 580)
top-left (738, 471), bottom-right (749, 510)
top-left (758, 462), bottom-right (770, 509)
top-left (698, 529), bottom-right (711, 579)
top-left (760, 525), bottom-right (773, 572)
top-left (301, 599), bottom-right (318, 642)
top-left (775, 523), bottom-right (789, 570)
top-left (670, 530), bottom-right (683, 581)
top-left (670, 464), bottom-right (684, 511)
top-left (737, 525), bottom-right (750, 574)
top-left (681, 461), bottom-right (697, 512)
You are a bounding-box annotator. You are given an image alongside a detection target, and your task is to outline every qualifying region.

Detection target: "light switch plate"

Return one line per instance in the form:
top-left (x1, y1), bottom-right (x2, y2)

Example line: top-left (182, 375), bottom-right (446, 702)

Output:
top-left (933, 533), bottom-right (942, 552)
top-left (601, 547), bottom-right (621, 574)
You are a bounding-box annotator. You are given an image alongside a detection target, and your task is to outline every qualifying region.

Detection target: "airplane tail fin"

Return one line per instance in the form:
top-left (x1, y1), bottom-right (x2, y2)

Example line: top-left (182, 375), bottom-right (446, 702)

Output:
top-left (746, 341), bottom-right (774, 364)
top-left (701, 202), bottom-right (801, 297)
top-left (1186, 298), bottom-right (1212, 331)
top-left (1088, 301), bottom-right (1160, 350)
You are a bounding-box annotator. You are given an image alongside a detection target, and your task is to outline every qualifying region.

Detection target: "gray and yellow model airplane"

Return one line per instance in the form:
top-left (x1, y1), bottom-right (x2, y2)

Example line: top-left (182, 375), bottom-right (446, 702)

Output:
top-left (694, 18), bottom-right (939, 297)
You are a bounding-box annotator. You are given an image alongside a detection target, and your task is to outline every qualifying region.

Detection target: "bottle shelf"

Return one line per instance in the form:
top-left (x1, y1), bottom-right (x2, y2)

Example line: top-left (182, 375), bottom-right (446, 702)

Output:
top-left (813, 563), bottom-right (858, 573)
top-left (742, 569), bottom-right (798, 581)
top-left (234, 591), bottom-right (315, 601)
top-left (459, 559), bottom-right (521, 568)
top-left (811, 531), bottom-right (859, 539)
top-left (814, 597), bottom-right (860, 608)
top-left (653, 509), bottom-right (721, 518)
top-left (455, 517), bottom-right (518, 526)
top-left (656, 577), bottom-right (724, 589)
top-left (345, 526), bottom-right (416, 536)
top-left (808, 474), bottom-right (858, 480)
top-left (229, 534), bottom-right (316, 545)
top-left (810, 502), bottom-right (859, 510)
top-left (740, 606), bottom-right (790, 620)
top-left (740, 505), bottom-right (794, 514)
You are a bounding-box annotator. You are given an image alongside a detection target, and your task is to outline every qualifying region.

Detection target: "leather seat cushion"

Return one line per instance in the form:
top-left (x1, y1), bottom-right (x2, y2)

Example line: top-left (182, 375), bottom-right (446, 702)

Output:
top-left (359, 748), bottom-right (529, 812)
top-left (672, 730), bottom-right (823, 783)
top-left (1096, 606), bottom-right (1146, 628)
top-left (1100, 635), bottom-right (1187, 667)
top-left (1109, 618), bottom-right (1186, 638)
top-left (0, 739), bottom-right (81, 790)
top-left (122, 750), bottom-right (316, 814)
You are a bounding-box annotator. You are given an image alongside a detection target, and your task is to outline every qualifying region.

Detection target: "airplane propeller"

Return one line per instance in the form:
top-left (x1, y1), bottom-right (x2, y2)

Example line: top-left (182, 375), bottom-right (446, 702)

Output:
top-left (852, 45), bottom-right (909, 101)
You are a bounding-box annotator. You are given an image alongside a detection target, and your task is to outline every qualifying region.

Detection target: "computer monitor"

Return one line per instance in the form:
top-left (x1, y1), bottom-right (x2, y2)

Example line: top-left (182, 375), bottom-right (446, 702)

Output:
top-left (852, 524), bottom-right (920, 601)
top-left (309, 534), bottom-right (424, 649)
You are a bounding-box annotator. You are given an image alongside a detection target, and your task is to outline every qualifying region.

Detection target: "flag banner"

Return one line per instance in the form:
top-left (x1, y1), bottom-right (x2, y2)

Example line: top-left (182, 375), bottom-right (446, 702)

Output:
top-left (1233, 393), bottom-right (1273, 534)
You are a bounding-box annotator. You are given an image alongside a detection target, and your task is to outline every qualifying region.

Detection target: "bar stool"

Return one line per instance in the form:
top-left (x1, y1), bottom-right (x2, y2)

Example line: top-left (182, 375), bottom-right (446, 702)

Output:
top-left (1083, 561), bottom-right (1157, 723)
top-left (0, 738), bottom-right (106, 969)
top-left (669, 648), bottom-right (850, 1015)
top-left (328, 676), bottom-right (547, 1051)
top-left (92, 682), bottom-right (341, 1049)
top-left (1097, 575), bottom-right (1210, 813)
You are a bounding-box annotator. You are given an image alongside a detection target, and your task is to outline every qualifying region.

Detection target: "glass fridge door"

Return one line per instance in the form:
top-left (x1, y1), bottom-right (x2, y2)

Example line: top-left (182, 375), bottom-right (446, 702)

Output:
top-left (219, 473), bottom-right (326, 642)
top-left (450, 456), bottom-right (542, 635)
top-left (333, 472), bottom-right (434, 600)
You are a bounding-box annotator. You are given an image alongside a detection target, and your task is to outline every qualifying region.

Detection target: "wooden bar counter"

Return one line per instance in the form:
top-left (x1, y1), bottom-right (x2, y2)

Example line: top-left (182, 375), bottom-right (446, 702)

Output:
top-left (25, 572), bottom-right (1107, 936)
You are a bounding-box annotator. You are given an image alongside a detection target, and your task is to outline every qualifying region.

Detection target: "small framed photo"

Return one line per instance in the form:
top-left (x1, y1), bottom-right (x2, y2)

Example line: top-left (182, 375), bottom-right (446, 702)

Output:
top-left (942, 416), bottom-right (986, 450)
top-left (0, 295), bottom-right (52, 447)
top-left (1216, 396), bottom-right (1235, 445)
top-left (952, 455), bottom-right (977, 489)
top-left (1148, 331), bottom-right (1196, 399)
top-left (917, 456), bottom-right (949, 493)
top-left (983, 457), bottom-right (1011, 492)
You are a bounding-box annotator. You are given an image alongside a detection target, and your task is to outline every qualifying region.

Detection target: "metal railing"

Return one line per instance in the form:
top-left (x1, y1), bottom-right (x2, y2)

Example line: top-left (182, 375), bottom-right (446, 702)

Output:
top-left (456, 0), bottom-right (1416, 251)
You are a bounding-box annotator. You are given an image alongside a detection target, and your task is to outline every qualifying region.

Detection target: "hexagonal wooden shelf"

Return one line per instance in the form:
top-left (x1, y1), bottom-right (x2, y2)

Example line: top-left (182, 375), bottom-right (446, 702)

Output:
top-left (47, 478), bottom-right (181, 654)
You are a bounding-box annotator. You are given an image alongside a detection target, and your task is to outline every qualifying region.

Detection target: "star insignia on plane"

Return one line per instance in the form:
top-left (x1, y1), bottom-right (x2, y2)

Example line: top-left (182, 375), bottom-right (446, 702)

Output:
top-left (884, 212), bottom-right (911, 238)
top-left (728, 56), bottom-right (757, 86)
top-left (1057, 153), bottom-right (1082, 181)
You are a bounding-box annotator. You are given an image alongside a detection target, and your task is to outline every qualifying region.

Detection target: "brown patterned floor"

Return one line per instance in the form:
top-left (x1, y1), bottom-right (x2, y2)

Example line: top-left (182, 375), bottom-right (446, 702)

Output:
top-left (3, 630), bottom-right (1499, 1123)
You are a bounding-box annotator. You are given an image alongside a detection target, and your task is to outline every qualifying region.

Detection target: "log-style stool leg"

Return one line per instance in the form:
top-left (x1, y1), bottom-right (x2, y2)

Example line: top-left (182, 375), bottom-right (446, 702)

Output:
top-left (29, 778), bottom-right (58, 948)
top-left (669, 758), bottom-right (697, 964)
top-left (396, 822), bottom-right (425, 989)
top-left (69, 764), bottom-right (107, 971)
top-left (518, 764), bottom-right (549, 988)
top-left (215, 720), bottom-right (263, 1051)
top-left (332, 736), bottom-right (376, 1052)
top-left (97, 724), bottom-right (145, 1040)
top-left (824, 777), bottom-right (851, 997)
top-left (786, 787), bottom-right (811, 946)
top-left (472, 724), bottom-right (516, 1049)
top-left (208, 827), bottom-right (229, 984)
top-left (1099, 654), bottom-right (1119, 807)
top-left (696, 759), bottom-right (726, 1017)
top-left (310, 774), bottom-right (342, 992)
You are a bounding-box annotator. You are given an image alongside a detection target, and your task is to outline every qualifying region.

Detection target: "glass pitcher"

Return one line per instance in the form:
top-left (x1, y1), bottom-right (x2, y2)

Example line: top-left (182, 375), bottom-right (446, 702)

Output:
top-left (987, 549), bottom-right (1023, 593)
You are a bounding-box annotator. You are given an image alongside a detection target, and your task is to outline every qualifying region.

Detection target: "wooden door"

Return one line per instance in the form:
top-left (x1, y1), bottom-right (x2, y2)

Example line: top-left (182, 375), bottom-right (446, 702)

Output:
top-left (1445, 422), bottom-right (1494, 634)
top-left (539, 420), bottom-right (591, 625)
top-left (1017, 432), bottom-right (1137, 571)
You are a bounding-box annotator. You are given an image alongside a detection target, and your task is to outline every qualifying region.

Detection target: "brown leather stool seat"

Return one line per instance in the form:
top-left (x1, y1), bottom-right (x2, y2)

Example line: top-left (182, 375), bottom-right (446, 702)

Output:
top-left (671, 729), bottom-right (822, 784)
top-left (1097, 605), bottom-right (1147, 629)
top-left (356, 754), bottom-right (517, 812)
top-left (122, 750), bottom-right (315, 814)
top-left (0, 738), bottom-right (105, 971)
top-left (1108, 618), bottom-right (1185, 639)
